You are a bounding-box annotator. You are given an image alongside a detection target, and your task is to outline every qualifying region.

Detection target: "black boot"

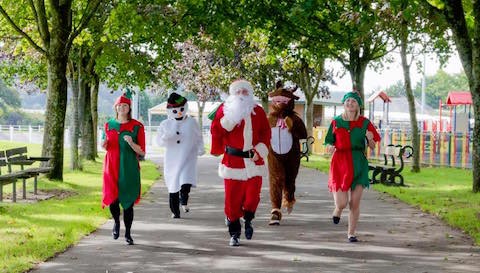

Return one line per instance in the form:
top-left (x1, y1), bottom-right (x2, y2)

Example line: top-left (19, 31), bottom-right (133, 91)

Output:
top-left (228, 219), bottom-right (241, 246)
top-left (180, 184), bottom-right (192, 212)
top-left (244, 211), bottom-right (255, 240)
top-left (169, 192), bottom-right (181, 218)
top-left (109, 201), bottom-right (121, 240)
top-left (124, 205), bottom-right (134, 245)
top-left (112, 221), bottom-right (120, 240)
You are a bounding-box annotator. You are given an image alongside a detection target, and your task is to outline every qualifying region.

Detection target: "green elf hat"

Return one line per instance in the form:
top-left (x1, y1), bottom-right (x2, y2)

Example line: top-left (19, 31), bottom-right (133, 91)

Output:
top-left (341, 91), bottom-right (363, 107)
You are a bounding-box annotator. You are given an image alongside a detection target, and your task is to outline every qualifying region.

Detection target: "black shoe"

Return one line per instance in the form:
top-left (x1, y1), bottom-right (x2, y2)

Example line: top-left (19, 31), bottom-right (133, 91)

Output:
top-left (171, 213), bottom-right (180, 219)
top-left (332, 216), bottom-right (340, 224)
top-left (348, 236), bottom-right (358, 243)
top-left (125, 235), bottom-right (134, 245)
top-left (112, 222), bottom-right (120, 240)
top-left (245, 221), bottom-right (253, 240)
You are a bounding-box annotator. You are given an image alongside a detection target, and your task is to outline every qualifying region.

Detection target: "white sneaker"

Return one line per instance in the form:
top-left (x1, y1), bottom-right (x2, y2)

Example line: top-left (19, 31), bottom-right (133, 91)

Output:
top-left (181, 205), bottom-right (189, 213)
top-left (229, 236), bottom-right (240, 246)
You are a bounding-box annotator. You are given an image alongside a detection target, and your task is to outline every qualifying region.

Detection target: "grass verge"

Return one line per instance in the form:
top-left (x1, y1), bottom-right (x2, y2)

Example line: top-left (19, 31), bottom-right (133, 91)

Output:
top-left (302, 154), bottom-right (480, 245)
top-left (0, 141), bottom-right (160, 273)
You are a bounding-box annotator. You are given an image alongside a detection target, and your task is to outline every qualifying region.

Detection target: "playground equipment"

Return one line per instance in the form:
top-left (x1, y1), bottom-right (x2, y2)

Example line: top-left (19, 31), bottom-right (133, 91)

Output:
top-left (367, 90), bottom-right (391, 129)
top-left (439, 91), bottom-right (472, 133)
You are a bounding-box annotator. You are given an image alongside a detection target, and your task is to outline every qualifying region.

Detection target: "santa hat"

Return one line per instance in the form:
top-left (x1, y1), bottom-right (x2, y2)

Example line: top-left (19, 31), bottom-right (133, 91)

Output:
top-left (114, 88), bottom-right (133, 106)
top-left (229, 79), bottom-right (254, 96)
top-left (167, 92), bottom-right (187, 108)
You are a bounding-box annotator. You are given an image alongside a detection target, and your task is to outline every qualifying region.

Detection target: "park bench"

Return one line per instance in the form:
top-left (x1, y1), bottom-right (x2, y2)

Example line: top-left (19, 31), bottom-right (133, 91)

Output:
top-left (0, 151), bottom-right (25, 202)
top-left (2, 147), bottom-right (52, 202)
top-left (300, 136), bottom-right (315, 162)
top-left (368, 144), bottom-right (413, 186)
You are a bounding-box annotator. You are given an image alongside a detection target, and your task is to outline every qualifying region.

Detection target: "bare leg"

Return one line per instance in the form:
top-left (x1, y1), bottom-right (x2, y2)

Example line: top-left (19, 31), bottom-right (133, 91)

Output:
top-left (348, 185), bottom-right (364, 237)
top-left (333, 190), bottom-right (348, 217)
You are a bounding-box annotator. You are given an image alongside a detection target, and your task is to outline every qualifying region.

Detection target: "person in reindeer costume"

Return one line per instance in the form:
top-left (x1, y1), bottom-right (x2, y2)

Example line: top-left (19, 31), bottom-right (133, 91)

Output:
top-left (210, 79), bottom-right (271, 246)
top-left (157, 92), bottom-right (204, 218)
top-left (267, 81), bottom-right (307, 225)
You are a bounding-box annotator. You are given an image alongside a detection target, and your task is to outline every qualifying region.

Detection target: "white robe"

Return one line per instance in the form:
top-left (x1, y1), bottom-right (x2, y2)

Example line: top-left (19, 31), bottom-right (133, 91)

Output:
top-left (157, 116), bottom-right (204, 193)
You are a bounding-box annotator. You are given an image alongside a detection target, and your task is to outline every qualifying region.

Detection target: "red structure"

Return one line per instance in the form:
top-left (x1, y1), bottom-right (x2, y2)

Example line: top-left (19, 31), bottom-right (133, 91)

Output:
top-left (367, 90), bottom-right (391, 128)
top-left (439, 91), bottom-right (472, 132)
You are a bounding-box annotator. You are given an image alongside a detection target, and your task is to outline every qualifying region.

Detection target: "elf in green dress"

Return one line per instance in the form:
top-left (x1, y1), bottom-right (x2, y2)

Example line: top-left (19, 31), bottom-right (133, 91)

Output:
top-left (102, 90), bottom-right (146, 245)
top-left (324, 91), bottom-right (380, 243)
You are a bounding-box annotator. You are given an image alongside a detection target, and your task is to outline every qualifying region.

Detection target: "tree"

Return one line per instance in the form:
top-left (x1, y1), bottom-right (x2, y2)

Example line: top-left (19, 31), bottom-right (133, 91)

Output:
top-left (168, 40), bottom-right (222, 130)
top-left (427, 0), bottom-right (480, 192)
top-left (0, 79), bottom-right (21, 108)
top-left (414, 70), bottom-right (469, 108)
top-left (388, 0), bottom-right (447, 173)
top-left (0, 0), bottom-right (103, 180)
top-left (280, 45), bottom-right (332, 138)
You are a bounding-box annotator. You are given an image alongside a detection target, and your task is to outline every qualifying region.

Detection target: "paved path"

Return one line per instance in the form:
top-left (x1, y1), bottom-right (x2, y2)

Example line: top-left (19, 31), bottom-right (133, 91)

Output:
top-left (31, 155), bottom-right (479, 273)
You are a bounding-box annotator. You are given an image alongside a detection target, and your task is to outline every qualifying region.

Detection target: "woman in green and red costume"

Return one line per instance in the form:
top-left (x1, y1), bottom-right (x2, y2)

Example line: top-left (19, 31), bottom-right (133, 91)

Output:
top-left (324, 91), bottom-right (380, 243)
top-left (102, 90), bottom-right (146, 245)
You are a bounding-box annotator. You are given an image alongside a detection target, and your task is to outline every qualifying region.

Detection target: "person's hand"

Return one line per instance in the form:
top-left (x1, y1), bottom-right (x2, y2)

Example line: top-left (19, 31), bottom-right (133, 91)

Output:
top-left (250, 150), bottom-right (260, 162)
top-left (102, 139), bottom-right (108, 149)
top-left (366, 131), bottom-right (374, 142)
top-left (326, 144), bottom-right (335, 154)
top-left (123, 135), bottom-right (133, 145)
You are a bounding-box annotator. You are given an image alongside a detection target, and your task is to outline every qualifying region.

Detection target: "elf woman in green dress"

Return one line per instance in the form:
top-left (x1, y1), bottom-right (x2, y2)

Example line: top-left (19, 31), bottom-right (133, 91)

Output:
top-left (324, 91), bottom-right (380, 243)
top-left (102, 90), bottom-right (146, 245)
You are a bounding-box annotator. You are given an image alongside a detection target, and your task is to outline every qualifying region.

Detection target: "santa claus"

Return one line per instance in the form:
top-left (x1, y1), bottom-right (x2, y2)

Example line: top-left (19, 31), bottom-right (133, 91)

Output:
top-left (210, 79), bottom-right (271, 246)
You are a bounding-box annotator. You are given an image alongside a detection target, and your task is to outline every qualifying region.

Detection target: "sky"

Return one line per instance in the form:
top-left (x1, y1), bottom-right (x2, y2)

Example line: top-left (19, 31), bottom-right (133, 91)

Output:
top-left (326, 51), bottom-right (464, 95)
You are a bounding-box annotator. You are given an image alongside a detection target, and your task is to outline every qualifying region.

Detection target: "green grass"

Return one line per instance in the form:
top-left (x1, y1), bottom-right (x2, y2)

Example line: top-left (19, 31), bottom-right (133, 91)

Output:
top-left (0, 141), bottom-right (160, 273)
top-left (302, 154), bottom-right (480, 245)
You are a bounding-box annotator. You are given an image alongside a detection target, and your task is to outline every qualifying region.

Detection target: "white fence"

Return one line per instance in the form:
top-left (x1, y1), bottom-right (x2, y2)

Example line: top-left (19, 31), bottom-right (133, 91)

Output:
top-left (0, 125), bottom-right (211, 149)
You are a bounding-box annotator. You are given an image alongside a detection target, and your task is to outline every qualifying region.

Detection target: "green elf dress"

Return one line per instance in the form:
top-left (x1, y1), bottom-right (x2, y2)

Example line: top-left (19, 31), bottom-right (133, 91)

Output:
top-left (102, 118), bottom-right (146, 209)
top-left (324, 115), bottom-right (380, 192)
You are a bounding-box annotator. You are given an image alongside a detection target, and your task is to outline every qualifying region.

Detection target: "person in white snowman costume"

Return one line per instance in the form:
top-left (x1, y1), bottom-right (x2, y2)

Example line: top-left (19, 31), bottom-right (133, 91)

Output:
top-left (157, 92), bottom-right (205, 218)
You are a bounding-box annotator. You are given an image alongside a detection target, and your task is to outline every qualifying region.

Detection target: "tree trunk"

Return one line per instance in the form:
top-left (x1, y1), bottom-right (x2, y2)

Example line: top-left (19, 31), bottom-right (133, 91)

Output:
top-left (349, 57), bottom-right (367, 109)
top-left (472, 82), bottom-right (480, 192)
top-left (81, 82), bottom-right (95, 160)
top-left (68, 65), bottom-right (82, 170)
top-left (91, 75), bottom-right (100, 157)
top-left (399, 23), bottom-right (420, 173)
top-left (42, 56), bottom-right (68, 180)
top-left (197, 101), bottom-right (205, 134)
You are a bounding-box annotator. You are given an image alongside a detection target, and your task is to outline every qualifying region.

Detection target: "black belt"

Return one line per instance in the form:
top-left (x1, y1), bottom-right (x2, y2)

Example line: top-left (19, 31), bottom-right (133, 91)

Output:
top-left (225, 146), bottom-right (255, 158)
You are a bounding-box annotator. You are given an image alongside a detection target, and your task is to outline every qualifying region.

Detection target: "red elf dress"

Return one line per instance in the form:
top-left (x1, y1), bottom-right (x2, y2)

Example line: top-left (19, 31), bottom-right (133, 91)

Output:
top-left (324, 115), bottom-right (380, 192)
top-left (102, 118), bottom-right (145, 209)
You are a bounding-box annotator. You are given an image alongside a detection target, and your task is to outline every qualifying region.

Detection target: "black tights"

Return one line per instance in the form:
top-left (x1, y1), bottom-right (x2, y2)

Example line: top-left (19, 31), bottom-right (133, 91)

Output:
top-left (109, 200), bottom-right (134, 237)
top-left (169, 184), bottom-right (192, 215)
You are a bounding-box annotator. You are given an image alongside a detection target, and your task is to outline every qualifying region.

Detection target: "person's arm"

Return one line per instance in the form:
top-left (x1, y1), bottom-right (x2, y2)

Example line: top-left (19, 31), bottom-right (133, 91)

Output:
top-left (324, 121), bottom-right (336, 154)
top-left (366, 121), bottom-right (381, 150)
top-left (210, 104), bottom-right (226, 156)
top-left (102, 124), bottom-right (108, 150)
top-left (124, 125), bottom-right (146, 157)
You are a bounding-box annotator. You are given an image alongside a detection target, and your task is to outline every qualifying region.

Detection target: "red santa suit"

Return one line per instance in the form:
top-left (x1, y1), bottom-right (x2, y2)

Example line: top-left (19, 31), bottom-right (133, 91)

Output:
top-left (210, 103), bottom-right (271, 221)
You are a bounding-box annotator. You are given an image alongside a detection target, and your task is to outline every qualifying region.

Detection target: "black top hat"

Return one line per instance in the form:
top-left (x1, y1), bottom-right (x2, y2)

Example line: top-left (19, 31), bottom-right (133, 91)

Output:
top-left (167, 92), bottom-right (187, 108)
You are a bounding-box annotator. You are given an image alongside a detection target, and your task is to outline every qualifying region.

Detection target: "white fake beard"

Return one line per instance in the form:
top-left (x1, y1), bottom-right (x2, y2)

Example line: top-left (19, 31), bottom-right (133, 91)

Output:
top-left (223, 94), bottom-right (256, 124)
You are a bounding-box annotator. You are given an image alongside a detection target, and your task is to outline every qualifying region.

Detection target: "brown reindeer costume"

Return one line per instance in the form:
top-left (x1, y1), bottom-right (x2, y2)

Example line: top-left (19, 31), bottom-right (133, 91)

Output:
top-left (267, 81), bottom-right (307, 225)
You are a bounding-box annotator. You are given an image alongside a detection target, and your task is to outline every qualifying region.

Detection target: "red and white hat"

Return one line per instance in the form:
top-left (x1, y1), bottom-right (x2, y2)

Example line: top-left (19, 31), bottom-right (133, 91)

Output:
top-left (229, 79), bottom-right (254, 96)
